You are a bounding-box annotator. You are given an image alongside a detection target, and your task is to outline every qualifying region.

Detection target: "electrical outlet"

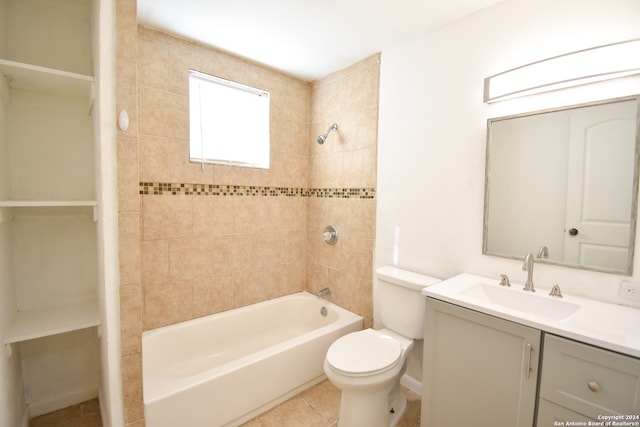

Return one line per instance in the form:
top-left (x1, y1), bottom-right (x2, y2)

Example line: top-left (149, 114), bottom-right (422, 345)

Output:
top-left (620, 281), bottom-right (640, 300)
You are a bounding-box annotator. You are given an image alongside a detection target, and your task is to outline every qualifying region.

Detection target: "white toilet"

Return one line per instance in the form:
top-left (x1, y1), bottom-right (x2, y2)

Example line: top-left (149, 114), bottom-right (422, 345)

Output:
top-left (323, 266), bottom-right (440, 427)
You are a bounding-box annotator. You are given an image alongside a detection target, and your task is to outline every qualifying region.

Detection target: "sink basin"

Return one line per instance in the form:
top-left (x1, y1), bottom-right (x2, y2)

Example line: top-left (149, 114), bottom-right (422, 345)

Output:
top-left (461, 283), bottom-right (580, 321)
top-left (422, 273), bottom-right (640, 358)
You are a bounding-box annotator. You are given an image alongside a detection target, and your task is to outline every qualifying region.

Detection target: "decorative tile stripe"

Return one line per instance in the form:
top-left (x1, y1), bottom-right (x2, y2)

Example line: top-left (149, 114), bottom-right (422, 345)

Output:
top-left (139, 182), bottom-right (375, 199)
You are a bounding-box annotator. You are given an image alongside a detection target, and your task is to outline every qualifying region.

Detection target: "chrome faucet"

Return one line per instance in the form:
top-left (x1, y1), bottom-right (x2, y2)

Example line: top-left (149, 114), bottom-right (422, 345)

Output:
top-left (522, 252), bottom-right (535, 292)
top-left (317, 287), bottom-right (332, 299)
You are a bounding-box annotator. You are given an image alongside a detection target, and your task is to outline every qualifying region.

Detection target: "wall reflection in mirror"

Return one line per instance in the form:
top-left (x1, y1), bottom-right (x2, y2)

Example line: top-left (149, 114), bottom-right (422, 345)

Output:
top-left (483, 97), bottom-right (640, 274)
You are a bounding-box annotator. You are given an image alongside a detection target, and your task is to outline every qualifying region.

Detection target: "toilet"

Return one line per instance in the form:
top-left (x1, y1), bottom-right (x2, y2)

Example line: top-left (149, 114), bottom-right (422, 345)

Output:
top-left (323, 266), bottom-right (440, 427)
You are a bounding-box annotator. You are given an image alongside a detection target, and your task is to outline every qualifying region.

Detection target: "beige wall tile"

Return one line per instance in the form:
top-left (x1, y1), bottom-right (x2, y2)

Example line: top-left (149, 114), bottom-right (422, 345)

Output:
top-left (233, 197), bottom-right (269, 234)
top-left (121, 354), bottom-right (144, 423)
top-left (116, 0), bottom-right (137, 61)
top-left (191, 274), bottom-right (233, 318)
top-left (232, 265), bottom-right (283, 308)
top-left (192, 197), bottom-right (236, 237)
top-left (169, 236), bottom-right (235, 280)
top-left (141, 195), bottom-right (192, 240)
top-left (137, 33), bottom-right (168, 91)
top-left (117, 135), bottom-right (139, 213)
top-left (139, 86), bottom-right (188, 139)
top-left (138, 135), bottom-right (169, 183)
top-left (120, 284), bottom-right (142, 357)
top-left (118, 212), bottom-right (141, 285)
top-left (140, 239), bottom-right (169, 287)
top-left (281, 261), bottom-right (306, 295)
top-left (143, 282), bottom-right (192, 329)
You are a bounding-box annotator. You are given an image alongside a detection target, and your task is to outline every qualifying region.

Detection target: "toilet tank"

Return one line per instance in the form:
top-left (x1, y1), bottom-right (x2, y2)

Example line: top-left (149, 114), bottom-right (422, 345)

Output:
top-left (376, 266), bottom-right (441, 339)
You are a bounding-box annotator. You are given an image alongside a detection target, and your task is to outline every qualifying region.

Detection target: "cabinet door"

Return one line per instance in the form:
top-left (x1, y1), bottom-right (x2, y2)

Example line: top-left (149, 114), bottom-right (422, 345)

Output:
top-left (537, 399), bottom-right (595, 426)
top-left (539, 334), bottom-right (640, 419)
top-left (422, 298), bottom-right (541, 427)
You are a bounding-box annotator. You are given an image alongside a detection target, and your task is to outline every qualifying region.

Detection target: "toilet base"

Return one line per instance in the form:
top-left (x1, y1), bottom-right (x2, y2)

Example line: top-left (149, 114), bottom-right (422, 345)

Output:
top-left (336, 384), bottom-right (408, 427)
top-left (337, 386), bottom-right (390, 427)
top-left (389, 388), bottom-right (407, 427)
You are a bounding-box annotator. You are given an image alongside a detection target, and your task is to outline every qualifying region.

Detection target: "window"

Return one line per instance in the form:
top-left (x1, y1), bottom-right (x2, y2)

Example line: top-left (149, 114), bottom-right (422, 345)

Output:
top-left (189, 70), bottom-right (270, 168)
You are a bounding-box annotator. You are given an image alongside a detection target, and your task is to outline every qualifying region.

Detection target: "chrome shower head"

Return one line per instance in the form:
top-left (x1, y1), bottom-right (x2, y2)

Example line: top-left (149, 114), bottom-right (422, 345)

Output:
top-left (316, 123), bottom-right (338, 145)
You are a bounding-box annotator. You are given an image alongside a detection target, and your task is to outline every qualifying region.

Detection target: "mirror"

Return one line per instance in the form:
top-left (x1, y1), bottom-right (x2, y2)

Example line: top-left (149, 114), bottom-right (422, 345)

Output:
top-left (483, 97), bottom-right (640, 274)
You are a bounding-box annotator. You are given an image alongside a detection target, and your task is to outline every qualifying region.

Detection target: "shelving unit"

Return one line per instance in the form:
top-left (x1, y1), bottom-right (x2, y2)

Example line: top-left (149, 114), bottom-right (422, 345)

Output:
top-left (0, 58), bottom-right (94, 100)
top-left (0, 200), bottom-right (97, 207)
top-left (0, 0), bottom-right (102, 417)
top-left (3, 300), bottom-right (100, 345)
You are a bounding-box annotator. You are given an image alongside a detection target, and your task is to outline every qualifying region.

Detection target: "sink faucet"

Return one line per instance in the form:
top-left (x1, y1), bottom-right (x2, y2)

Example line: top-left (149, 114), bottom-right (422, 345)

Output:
top-left (317, 287), bottom-right (332, 299)
top-left (522, 253), bottom-right (535, 292)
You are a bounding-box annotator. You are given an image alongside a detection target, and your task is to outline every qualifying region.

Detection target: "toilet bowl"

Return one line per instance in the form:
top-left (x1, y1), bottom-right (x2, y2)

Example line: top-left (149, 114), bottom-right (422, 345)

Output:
top-left (323, 266), bottom-right (441, 427)
top-left (324, 328), bottom-right (413, 427)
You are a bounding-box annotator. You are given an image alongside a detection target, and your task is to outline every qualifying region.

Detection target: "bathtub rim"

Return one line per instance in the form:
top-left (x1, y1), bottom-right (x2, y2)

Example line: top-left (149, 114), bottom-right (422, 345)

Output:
top-left (142, 291), bottom-right (363, 405)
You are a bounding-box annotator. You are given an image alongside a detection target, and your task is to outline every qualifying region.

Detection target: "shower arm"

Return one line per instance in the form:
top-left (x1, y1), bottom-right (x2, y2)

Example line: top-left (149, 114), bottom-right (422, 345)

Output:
top-left (325, 123), bottom-right (338, 134)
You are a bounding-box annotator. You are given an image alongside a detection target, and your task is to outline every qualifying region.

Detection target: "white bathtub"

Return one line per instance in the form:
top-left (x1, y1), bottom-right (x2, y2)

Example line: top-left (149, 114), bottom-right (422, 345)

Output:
top-left (142, 291), bottom-right (363, 427)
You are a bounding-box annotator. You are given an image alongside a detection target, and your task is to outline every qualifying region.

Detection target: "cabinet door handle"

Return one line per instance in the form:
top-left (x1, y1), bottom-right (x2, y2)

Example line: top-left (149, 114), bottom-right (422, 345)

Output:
top-left (525, 343), bottom-right (532, 379)
top-left (588, 381), bottom-right (600, 392)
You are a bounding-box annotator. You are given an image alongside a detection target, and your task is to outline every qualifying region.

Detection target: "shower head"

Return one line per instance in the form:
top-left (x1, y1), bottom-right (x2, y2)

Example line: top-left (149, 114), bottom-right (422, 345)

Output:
top-left (316, 123), bottom-right (338, 145)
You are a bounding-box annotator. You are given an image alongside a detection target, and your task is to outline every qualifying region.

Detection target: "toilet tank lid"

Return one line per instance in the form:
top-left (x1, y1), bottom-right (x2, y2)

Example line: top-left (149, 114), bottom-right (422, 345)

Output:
top-left (376, 266), bottom-right (441, 291)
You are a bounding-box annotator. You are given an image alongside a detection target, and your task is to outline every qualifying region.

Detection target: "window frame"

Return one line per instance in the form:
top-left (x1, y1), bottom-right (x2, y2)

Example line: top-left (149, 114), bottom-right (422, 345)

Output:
top-left (188, 69), bottom-right (270, 169)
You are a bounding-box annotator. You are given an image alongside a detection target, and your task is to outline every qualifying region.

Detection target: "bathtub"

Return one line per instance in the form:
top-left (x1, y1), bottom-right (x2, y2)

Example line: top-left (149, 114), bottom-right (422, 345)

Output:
top-left (142, 291), bottom-right (363, 427)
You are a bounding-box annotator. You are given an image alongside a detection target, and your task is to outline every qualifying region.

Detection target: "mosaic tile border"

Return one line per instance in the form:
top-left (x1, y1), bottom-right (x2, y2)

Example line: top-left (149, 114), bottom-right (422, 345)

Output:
top-left (139, 182), bottom-right (375, 199)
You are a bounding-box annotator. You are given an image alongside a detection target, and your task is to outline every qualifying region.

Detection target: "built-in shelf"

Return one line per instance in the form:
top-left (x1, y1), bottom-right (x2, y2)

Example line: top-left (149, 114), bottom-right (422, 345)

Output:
top-left (0, 200), bottom-right (97, 208)
top-left (3, 300), bottom-right (100, 345)
top-left (0, 58), bottom-right (94, 103)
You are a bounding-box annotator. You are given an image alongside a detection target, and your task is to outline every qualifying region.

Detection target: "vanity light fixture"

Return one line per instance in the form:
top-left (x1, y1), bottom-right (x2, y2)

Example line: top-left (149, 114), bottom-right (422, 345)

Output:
top-left (483, 38), bottom-right (640, 103)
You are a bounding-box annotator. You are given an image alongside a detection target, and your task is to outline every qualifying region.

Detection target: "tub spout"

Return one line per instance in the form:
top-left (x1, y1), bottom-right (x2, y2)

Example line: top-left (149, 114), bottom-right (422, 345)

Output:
top-left (317, 287), bottom-right (332, 299)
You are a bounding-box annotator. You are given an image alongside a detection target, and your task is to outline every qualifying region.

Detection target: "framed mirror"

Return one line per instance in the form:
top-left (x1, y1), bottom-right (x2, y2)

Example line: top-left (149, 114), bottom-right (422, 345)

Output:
top-left (483, 96), bottom-right (640, 274)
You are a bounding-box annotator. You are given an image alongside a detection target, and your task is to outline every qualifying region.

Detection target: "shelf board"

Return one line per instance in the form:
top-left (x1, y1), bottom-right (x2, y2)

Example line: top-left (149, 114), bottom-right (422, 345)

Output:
top-left (3, 300), bottom-right (100, 345)
top-left (0, 59), bottom-right (94, 99)
top-left (0, 200), bottom-right (97, 208)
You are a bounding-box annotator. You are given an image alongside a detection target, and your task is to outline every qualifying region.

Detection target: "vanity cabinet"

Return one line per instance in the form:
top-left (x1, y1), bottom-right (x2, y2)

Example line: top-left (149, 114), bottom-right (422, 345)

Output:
top-left (538, 334), bottom-right (640, 423)
top-left (0, 0), bottom-right (102, 418)
top-left (422, 298), bottom-right (640, 427)
top-left (422, 298), bottom-right (540, 427)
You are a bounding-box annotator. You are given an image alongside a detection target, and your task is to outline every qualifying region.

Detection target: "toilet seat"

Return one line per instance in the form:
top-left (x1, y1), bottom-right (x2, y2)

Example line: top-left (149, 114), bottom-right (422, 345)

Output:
top-left (326, 329), bottom-right (402, 376)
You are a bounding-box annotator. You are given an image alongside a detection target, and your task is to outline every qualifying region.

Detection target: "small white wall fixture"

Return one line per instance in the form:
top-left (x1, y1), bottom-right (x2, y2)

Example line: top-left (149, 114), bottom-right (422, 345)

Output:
top-left (484, 38), bottom-right (640, 103)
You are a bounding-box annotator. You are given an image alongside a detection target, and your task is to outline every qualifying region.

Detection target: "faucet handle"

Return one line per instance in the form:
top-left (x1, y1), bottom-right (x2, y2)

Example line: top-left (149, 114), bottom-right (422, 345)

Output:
top-left (549, 284), bottom-right (563, 298)
top-left (499, 274), bottom-right (511, 287)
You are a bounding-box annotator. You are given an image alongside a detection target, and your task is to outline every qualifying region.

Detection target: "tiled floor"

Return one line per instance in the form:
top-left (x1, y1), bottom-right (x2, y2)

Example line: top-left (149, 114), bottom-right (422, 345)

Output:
top-left (29, 379), bottom-right (421, 427)
top-left (30, 398), bottom-right (102, 427)
top-left (241, 379), bottom-right (421, 427)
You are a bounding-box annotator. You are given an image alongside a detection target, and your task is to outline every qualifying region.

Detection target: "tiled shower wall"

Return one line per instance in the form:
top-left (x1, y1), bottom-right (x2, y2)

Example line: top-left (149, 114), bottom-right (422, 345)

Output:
top-left (116, 1), bottom-right (379, 424)
top-left (306, 57), bottom-right (379, 325)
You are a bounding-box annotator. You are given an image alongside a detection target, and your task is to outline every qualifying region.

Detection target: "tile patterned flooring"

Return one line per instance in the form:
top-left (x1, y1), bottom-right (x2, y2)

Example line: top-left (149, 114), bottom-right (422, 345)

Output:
top-left (30, 398), bottom-right (102, 427)
top-left (28, 379), bottom-right (421, 426)
top-left (241, 379), bottom-right (421, 427)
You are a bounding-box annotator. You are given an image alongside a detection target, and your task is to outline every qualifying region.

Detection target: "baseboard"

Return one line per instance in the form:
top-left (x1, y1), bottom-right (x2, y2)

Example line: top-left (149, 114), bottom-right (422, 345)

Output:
top-left (400, 374), bottom-right (422, 397)
top-left (27, 386), bottom-right (98, 418)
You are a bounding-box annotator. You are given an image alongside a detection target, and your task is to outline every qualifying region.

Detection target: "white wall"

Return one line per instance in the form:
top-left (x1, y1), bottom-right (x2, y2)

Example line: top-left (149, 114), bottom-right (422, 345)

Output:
top-left (376, 0), bottom-right (640, 384)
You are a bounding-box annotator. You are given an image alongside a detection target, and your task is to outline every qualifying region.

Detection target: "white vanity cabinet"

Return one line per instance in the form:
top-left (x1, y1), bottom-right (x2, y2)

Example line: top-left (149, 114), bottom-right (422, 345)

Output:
top-left (422, 298), bottom-right (540, 427)
top-left (421, 298), bottom-right (640, 427)
top-left (0, 0), bottom-right (103, 418)
top-left (538, 334), bottom-right (640, 424)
